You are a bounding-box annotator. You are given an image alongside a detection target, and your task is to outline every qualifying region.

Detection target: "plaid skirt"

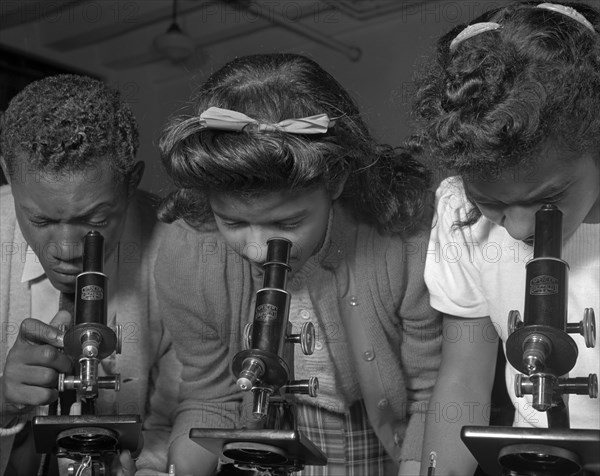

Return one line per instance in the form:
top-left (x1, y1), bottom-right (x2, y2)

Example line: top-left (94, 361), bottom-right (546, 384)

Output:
top-left (294, 400), bottom-right (397, 476)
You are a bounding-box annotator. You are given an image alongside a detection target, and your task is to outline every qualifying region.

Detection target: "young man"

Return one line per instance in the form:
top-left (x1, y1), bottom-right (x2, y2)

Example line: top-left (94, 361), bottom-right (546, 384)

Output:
top-left (0, 74), bottom-right (180, 475)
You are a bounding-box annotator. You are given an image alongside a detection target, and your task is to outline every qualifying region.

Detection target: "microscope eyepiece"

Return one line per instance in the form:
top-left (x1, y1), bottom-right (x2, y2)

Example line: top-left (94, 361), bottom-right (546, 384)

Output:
top-left (533, 205), bottom-right (563, 259)
top-left (83, 230), bottom-right (104, 273)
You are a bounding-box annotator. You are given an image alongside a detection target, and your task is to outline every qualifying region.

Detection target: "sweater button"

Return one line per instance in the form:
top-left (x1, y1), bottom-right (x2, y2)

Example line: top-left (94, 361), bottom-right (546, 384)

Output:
top-left (315, 341), bottom-right (324, 351)
top-left (362, 350), bottom-right (374, 361)
top-left (349, 296), bottom-right (359, 306)
top-left (394, 432), bottom-right (401, 445)
top-left (377, 398), bottom-right (389, 410)
top-left (299, 309), bottom-right (310, 320)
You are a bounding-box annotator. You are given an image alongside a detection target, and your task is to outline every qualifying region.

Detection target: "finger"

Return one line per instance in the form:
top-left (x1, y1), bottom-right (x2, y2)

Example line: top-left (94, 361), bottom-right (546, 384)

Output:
top-left (132, 431), bottom-right (144, 459)
top-left (49, 309), bottom-right (73, 327)
top-left (115, 450), bottom-right (137, 476)
top-left (19, 317), bottom-right (67, 347)
top-left (5, 384), bottom-right (58, 407)
top-left (13, 364), bottom-right (61, 387)
top-left (49, 310), bottom-right (73, 345)
top-left (21, 344), bottom-right (73, 372)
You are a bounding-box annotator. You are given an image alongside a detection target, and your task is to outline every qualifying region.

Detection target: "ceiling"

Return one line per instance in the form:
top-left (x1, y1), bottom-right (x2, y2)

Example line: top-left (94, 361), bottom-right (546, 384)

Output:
top-left (0, 0), bottom-right (430, 76)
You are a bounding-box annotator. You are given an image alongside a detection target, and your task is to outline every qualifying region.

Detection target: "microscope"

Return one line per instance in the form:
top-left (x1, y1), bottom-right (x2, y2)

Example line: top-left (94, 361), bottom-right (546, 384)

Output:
top-left (462, 205), bottom-right (600, 476)
top-left (32, 231), bottom-right (141, 475)
top-left (190, 237), bottom-right (327, 475)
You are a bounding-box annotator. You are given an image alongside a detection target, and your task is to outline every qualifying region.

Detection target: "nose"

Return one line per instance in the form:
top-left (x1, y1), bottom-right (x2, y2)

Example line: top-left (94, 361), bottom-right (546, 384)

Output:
top-left (240, 227), bottom-right (270, 264)
top-left (50, 226), bottom-right (85, 262)
top-left (502, 206), bottom-right (536, 241)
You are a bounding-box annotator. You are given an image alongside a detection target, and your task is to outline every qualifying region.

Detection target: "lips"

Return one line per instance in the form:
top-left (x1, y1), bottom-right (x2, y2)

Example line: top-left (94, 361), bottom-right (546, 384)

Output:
top-left (53, 267), bottom-right (81, 276)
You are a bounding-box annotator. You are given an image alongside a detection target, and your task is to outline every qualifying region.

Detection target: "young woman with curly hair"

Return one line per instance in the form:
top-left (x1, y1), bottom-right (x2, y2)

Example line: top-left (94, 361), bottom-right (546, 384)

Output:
top-left (412, 2), bottom-right (600, 474)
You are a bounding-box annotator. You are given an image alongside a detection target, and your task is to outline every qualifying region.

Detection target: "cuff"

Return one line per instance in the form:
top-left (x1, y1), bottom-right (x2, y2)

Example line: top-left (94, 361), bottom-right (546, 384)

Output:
top-left (399, 413), bottom-right (426, 462)
top-left (0, 415), bottom-right (26, 437)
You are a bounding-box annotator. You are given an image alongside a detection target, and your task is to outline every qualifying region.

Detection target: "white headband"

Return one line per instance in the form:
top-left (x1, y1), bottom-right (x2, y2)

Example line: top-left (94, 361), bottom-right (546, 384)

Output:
top-left (449, 2), bottom-right (595, 52)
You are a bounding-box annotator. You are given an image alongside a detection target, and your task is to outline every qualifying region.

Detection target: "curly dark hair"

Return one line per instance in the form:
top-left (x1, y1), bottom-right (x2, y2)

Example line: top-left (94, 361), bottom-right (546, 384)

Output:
top-left (159, 53), bottom-right (431, 236)
top-left (413, 1), bottom-right (600, 178)
top-left (0, 74), bottom-right (139, 179)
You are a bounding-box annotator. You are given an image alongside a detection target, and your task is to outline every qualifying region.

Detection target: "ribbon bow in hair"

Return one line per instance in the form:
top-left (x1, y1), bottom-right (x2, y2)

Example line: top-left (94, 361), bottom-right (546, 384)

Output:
top-left (199, 107), bottom-right (333, 134)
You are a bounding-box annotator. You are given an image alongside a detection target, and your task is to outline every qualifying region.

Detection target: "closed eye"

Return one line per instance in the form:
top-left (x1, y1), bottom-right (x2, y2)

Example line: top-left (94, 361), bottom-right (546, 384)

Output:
top-left (542, 191), bottom-right (566, 204)
top-left (220, 220), bottom-right (245, 228)
top-left (29, 219), bottom-right (51, 227)
top-left (277, 221), bottom-right (301, 230)
top-left (88, 220), bottom-right (108, 227)
top-left (475, 200), bottom-right (503, 209)
top-left (29, 218), bottom-right (108, 228)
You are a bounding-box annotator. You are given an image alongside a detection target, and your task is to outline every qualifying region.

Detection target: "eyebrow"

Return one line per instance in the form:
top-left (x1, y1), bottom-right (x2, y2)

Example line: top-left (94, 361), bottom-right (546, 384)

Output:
top-left (20, 202), bottom-right (114, 220)
top-left (214, 209), bottom-right (309, 223)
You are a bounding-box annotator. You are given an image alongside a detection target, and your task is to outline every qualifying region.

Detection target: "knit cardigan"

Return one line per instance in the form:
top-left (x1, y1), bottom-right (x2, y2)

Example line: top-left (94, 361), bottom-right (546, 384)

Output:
top-left (155, 203), bottom-right (442, 464)
top-left (0, 185), bottom-right (182, 474)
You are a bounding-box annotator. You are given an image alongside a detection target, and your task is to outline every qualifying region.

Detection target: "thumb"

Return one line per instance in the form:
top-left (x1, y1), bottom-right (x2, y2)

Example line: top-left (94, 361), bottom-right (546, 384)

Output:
top-left (49, 310), bottom-right (73, 347)
top-left (18, 313), bottom-right (70, 347)
top-left (116, 449), bottom-right (137, 476)
top-left (50, 309), bottom-right (73, 328)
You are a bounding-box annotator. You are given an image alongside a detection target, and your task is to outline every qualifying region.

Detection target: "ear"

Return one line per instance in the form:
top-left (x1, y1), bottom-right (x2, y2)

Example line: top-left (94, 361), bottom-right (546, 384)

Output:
top-left (330, 172), bottom-right (349, 201)
top-left (126, 161), bottom-right (145, 199)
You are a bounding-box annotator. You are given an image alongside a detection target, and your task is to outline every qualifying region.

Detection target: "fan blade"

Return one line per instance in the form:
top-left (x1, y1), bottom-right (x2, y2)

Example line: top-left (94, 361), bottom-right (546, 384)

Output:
top-left (104, 50), bottom-right (166, 69)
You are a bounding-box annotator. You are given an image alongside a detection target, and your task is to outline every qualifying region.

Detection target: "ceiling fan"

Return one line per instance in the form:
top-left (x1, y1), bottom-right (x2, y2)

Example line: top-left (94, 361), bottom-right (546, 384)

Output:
top-left (104, 0), bottom-right (206, 70)
top-left (154, 0), bottom-right (195, 63)
top-left (104, 0), bottom-right (360, 70)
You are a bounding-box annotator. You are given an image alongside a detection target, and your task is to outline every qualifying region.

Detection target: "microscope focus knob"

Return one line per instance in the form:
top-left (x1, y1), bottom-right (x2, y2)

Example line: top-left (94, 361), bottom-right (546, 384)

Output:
top-left (589, 374), bottom-right (598, 399)
top-left (583, 308), bottom-right (596, 348)
top-left (566, 308), bottom-right (596, 348)
top-left (307, 376), bottom-right (319, 397)
top-left (508, 310), bottom-right (523, 335)
top-left (286, 322), bottom-right (316, 355)
top-left (115, 323), bottom-right (122, 355)
top-left (514, 374), bottom-right (528, 398)
top-left (242, 323), bottom-right (253, 350)
top-left (284, 377), bottom-right (319, 397)
top-left (300, 322), bottom-right (315, 355)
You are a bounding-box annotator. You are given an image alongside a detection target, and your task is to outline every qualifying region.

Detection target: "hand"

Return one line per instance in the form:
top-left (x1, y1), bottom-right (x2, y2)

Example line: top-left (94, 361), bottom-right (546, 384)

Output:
top-left (1, 311), bottom-right (73, 413)
top-left (113, 449), bottom-right (137, 476)
top-left (398, 459), bottom-right (421, 476)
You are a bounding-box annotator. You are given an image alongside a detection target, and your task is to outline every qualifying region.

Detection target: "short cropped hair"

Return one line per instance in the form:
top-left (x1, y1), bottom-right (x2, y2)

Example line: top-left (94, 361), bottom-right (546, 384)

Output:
top-left (1, 74), bottom-right (139, 179)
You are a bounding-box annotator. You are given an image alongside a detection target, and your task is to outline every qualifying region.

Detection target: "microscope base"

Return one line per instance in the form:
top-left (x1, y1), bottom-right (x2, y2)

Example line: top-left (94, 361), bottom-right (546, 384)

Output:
top-left (462, 425), bottom-right (600, 476)
top-left (32, 414), bottom-right (141, 457)
top-left (190, 428), bottom-right (327, 473)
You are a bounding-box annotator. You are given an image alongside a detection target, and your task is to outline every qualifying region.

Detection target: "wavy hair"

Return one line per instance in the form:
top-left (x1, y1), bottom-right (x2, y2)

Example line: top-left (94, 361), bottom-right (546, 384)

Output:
top-left (159, 53), bottom-right (431, 235)
top-left (413, 1), bottom-right (600, 168)
top-left (1, 75), bottom-right (139, 180)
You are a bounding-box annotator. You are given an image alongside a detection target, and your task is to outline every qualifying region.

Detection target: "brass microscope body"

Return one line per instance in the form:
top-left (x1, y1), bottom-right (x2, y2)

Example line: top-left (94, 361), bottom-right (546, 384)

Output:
top-left (462, 205), bottom-right (599, 476)
top-left (32, 231), bottom-right (141, 476)
top-left (190, 237), bottom-right (327, 475)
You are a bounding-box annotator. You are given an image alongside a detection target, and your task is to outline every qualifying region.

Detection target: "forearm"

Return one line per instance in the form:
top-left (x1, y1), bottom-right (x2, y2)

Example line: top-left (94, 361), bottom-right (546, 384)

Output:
top-left (0, 376), bottom-right (29, 430)
top-left (168, 433), bottom-right (218, 476)
top-left (136, 428), bottom-right (170, 472)
top-left (419, 315), bottom-right (498, 476)
top-left (419, 378), bottom-right (492, 476)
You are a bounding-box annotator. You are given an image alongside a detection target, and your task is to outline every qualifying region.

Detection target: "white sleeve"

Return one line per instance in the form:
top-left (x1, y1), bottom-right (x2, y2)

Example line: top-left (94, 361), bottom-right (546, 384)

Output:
top-left (424, 178), bottom-right (490, 318)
